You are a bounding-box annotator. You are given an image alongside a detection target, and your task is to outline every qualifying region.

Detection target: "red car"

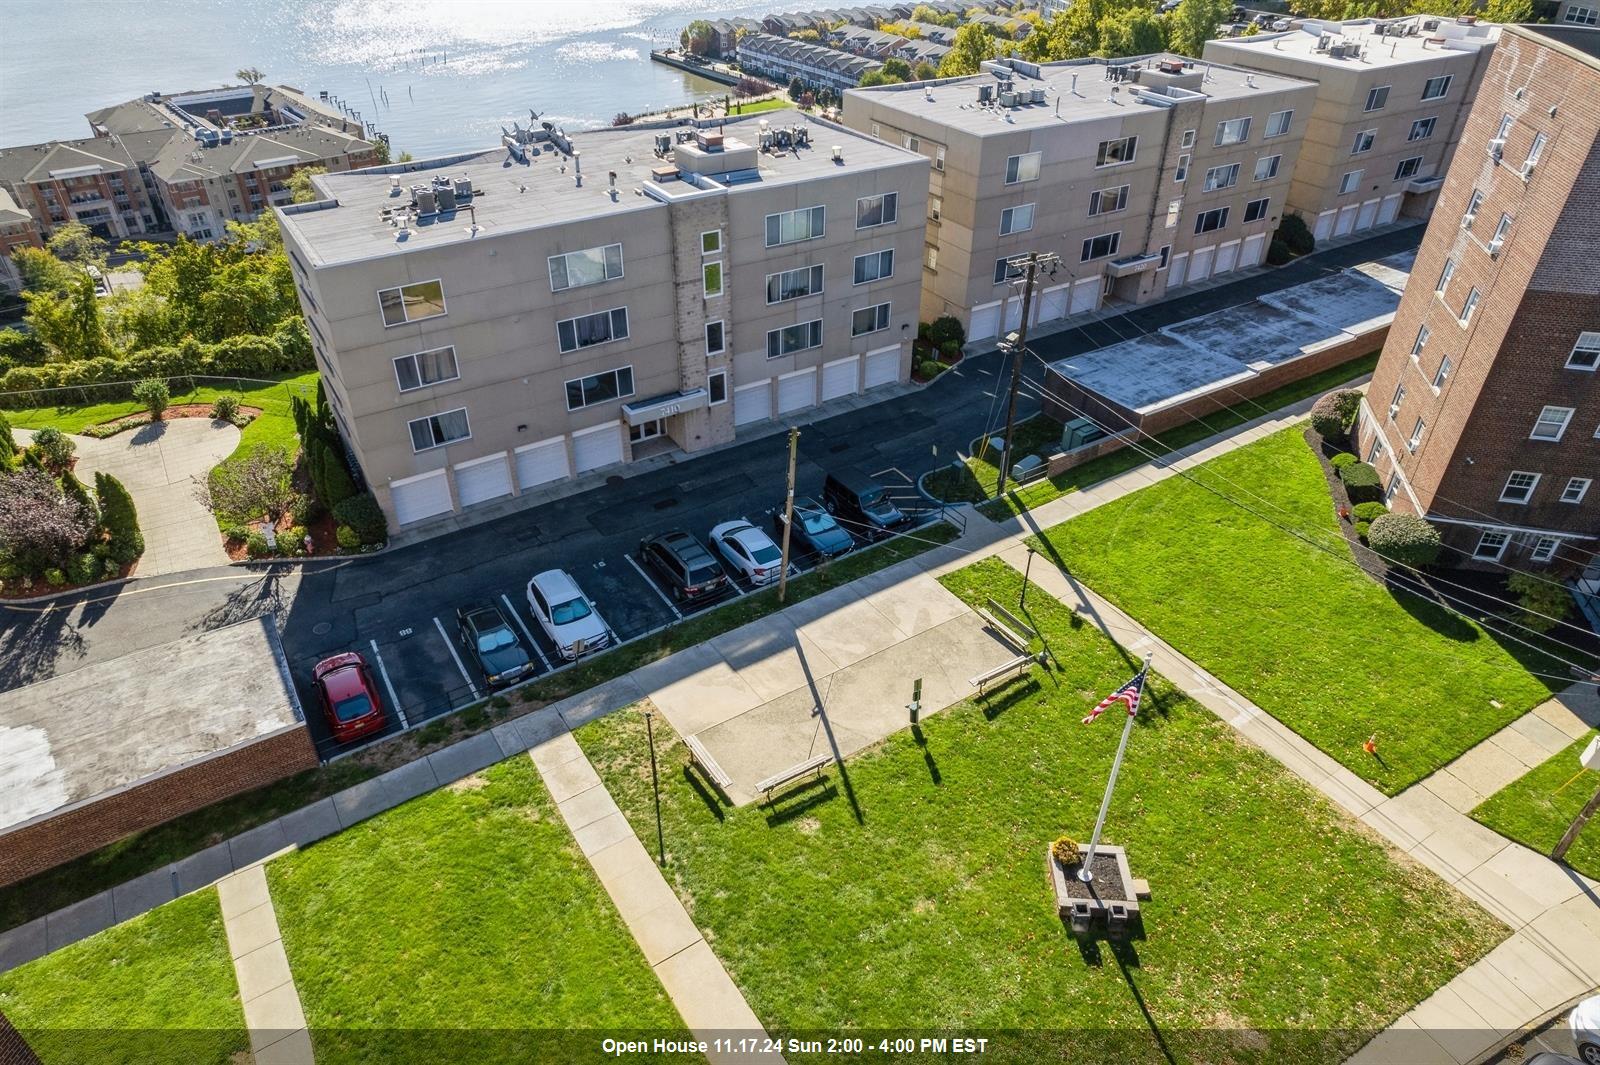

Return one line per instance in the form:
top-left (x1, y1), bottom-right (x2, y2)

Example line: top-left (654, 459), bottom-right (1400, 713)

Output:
top-left (312, 652), bottom-right (386, 743)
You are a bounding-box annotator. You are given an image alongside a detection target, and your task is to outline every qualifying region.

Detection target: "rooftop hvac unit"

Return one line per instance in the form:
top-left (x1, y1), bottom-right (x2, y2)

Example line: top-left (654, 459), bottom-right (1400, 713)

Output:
top-left (413, 186), bottom-right (436, 214)
top-left (977, 83), bottom-right (993, 103)
top-left (999, 90), bottom-right (1019, 107)
top-left (654, 133), bottom-right (672, 156)
top-left (1061, 417), bottom-right (1107, 452)
top-left (435, 185), bottom-right (456, 211)
top-left (1315, 34), bottom-right (1333, 51)
top-left (454, 176), bottom-right (472, 198)
top-left (1030, 87), bottom-right (1045, 104)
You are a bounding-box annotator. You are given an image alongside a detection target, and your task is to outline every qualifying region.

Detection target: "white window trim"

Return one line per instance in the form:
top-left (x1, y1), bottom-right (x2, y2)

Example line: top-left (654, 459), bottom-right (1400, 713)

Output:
top-left (1254, 154), bottom-right (1281, 181)
top-left (767, 319), bottom-right (824, 358)
top-left (1265, 110), bottom-right (1293, 138)
top-left (1243, 197), bottom-right (1270, 224)
top-left (556, 307), bottom-right (630, 355)
top-left (1531, 536), bottom-right (1560, 563)
top-left (700, 229), bottom-right (721, 256)
top-left (852, 248), bottom-right (894, 285)
top-left (1339, 170), bottom-right (1364, 195)
top-left (393, 345), bottom-right (460, 394)
top-left (851, 302), bottom-right (892, 337)
top-left (564, 366), bottom-right (635, 411)
top-left (855, 192), bottom-right (899, 231)
top-left (1408, 116), bottom-right (1438, 141)
top-left (707, 370), bottom-right (728, 406)
top-left (705, 319), bottom-right (726, 356)
top-left (1566, 332), bottom-right (1600, 371)
top-left (1499, 471), bottom-right (1540, 504)
top-left (1352, 129), bottom-right (1377, 155)
top-left (1421, 74), bottom-right (1453, 101)
top-left (1203, 164), bottom-right (1240, 192)
top-left (1080, 231), bottom-right (1122, 262)
top-left (548, 244), bottom-right (624, 293)
top-left (1215, 116), bottom-right (1252, 147)
top-left (1473, 530), bottom-right (1509, 561)
top-left (1095, 136), bottom-right (1137, 168)
top-left (1364, 85), bottom-right (1391, 112)
top-left (1004, 151), bottom-right (1041, 185)
top-left (377, 279), bottom-right (447, 328)
top-left (1088, 185), bottom-right (1129, 217)
top-left (703, 260), bottom-right (724, 299)
top-left (765, 205), bottom-right (825, 247)
top-left (407, 407), bottom-right (470, 453)
top-left (999, 203), bottom-right (1036, 235)
top-left (1561, 477), bottom-right (1591, 504)
top-left (764, 264), bottom-right (825, 305)
top-left (1530, 406), bottom-right (1574, 442)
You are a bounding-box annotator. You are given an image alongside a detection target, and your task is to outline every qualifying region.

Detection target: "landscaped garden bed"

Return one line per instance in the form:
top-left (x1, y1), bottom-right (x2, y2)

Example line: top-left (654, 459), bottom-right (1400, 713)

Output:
top-left (1473, 729), bottom-right (1600, 882)
top-left (82, 402), bottom-right (258, 439)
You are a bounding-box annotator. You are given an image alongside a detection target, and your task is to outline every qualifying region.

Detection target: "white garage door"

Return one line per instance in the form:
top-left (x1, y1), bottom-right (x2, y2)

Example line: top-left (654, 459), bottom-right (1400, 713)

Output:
top-left (515, 437), bottom-right (569, 491)
top-left (1190, 245), bottom-right (1215, 283)
top-left (1167, 252), bottom-right (1188, 289)
top-left (1003, 297), bottom-right (1023, 334)
top-left (1036, 283), bottom-right (1069, 324)
top-left (390, 469), bottom-right (452, 526)
top-left (969, 301), bottom-right (1001, 342)
top-left (1241, 233), bottom-right (1266, 268)
top-left (1335, 205), bottom-right (1358, 236)
top-left (1314, 210), bottom-right (1336, 241)
top-left (734, 379), bottom-right (771, 426)
top-left (1213, 240), bottom-right (1241, 276)
top-left (1356, 198), bottom-right (1380, 230)
top-left (572, 423), bottom-right (622, 473)
top-left (454, 453), bottom-right (512, 508)
top-left (777, 368), bottom-right (816, 415)
top-left (864, 347), bottom-right (899, 389)
top-left (1377, 193), bottom-right (1402, 225)
top-left (1069, 277), bottom-right (1099, 315)
top-left (821, 356), bottom-right (859, 401)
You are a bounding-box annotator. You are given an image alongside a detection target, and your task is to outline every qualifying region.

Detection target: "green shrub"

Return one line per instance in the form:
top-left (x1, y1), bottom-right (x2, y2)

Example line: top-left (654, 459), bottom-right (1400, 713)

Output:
top-left (67, 552), bottom-right (100, 585)
top-left (1367, 513), bottom-right (1442, 567)
top-left (459, 704), bottom-right (489, 730)
top-left (1051, 836), bottom-right (1081, 867)
top-left (939, 339), bottom-right (962, 361)
top-left (209, 393), bottom-right (241, 422)
top-left (0, 410), bottom-right (14, 463)
top-left (917, 321), bottom-right (934, 345)
top-left (44, 568), bottom-right (66, 587)
top-left (94, 472), bottom-right (144, 564)
top-left (318, 442), bottom-right (357, 508)
top-left (1277, 213), bottom-right (1314, 256)
top-left (1506, 572), bottom-right (1572, 633)
top-left (245, 532), bottom-right (271, 559)
top-left (333, 493), bottom-right (387, 544)
top-left (1330, 452), bottom-right (1358, 469)
top-left (336, 524), bottom-right (361, 550)
top-left (61, 469), bottom-right (98, 530)
top-left (132, 377), bottom-right (170, 420)
top-left (928, 314), bottom-right (965, 349)
top-left (1338, 461), bottom-right (1383, 504)
top-left (278, 525), bottom-right (309, 557)
top-left (415, 720), bottom-right (452, 746)
top-left (101, 556), bottom-right (122, 579)
top-left (1310, 389), bottom-right (1362, 440)
top-left (1354, 520), bottom-right (1371, 541)
top-left (1266, 238), bottom-right (1293, 266)
top-left (223, 524), bottom-right (250, 543)
top-left (1351, 501), bottom-right (1389, 522)
top-left (918, 359), bottom-right (946, 379)
top-left (289, 494), bottom-right (319, 527)
top-left (30, 427), bottom-right (75, 472)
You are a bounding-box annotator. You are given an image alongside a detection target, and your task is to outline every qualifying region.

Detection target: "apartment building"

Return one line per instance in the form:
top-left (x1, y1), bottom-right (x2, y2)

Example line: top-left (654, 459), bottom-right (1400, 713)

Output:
top-left (739, 33), bottom-right (886, 92)
top-left (277, 116), bottom-right (927, 528)
top-left (0, 188), bottom-right (44, 293)
top-left (1356, 24), bottom-right (1600, 579)
top-left (845, 55), bottom-right (1316, 342)
top-left (0, 84), bottom-right (377, 242)
top-left (1557, 1), bottom-right (1599, 26)
top-left (1205, 15), bottom-right (1500, 243)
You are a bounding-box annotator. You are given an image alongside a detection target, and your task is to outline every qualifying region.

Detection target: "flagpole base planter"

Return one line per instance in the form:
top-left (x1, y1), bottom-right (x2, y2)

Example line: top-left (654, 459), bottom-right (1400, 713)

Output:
top-left (1048, 844), bottom-right (1148, 939)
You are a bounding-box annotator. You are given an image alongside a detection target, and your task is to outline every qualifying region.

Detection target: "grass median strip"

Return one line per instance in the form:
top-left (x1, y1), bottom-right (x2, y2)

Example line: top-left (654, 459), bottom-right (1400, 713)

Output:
top-left (574, 555), bottom-right (1503, 1061)
top-left (1472, 729), bottom-right (1600, 882)
top-left (0, 887), bottom-right (247, 1065)
top-left (1030, 424), bottom-right (1563, 793)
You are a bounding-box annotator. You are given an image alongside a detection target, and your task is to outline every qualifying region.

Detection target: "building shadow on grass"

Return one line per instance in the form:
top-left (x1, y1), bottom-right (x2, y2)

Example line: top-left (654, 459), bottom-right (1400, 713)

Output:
top-left (797, 639), bottom-right (864, 825)
top-left (680, 765), bottom-right (726, 823)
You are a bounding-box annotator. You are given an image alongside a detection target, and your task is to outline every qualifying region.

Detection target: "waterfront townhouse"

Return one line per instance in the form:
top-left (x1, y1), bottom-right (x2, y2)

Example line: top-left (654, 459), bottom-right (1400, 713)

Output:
top-left (277, 116), bottom-right (927, 529)
top-left (0, 188), bottom-right (44, 293)
top-left (1205, 15), bottom-right (1500, 242)
top-left (739, 33), bottom-right (886, 93)
top-left (845, 55), bottom-right (1316, 342)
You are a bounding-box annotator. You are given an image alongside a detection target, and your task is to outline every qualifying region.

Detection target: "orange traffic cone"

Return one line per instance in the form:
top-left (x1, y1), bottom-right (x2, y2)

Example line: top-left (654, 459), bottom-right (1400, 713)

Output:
top-left (1363, 734), bottom-right (1378, 756)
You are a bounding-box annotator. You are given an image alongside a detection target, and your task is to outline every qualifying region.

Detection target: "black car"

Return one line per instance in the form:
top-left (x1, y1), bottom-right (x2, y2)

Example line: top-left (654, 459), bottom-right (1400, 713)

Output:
top-left (821, 469), bottom-right (912, 540)
top-left (456, 604), bottom-right (536, 688)
top-left (639, 530), bottom-right (729, 602)
top-left (773, 498), bottom-right (855, 560)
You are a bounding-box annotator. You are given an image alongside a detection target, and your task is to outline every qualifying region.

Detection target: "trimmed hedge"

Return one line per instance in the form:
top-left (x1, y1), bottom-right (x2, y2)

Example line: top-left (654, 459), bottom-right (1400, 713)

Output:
top-left (1330, 452), bottom-right (1358, 469)
top-left (1351, 501), bottom-right (1389, 522)
top-left (1277, 213), bottom-right (1314, 256)
top-left (94, 472), bottom-right (144, 565)
top-left (1367, 513), bottom-right (1442, 567)
top-left (1338, 461), bottom-right (1383, 504)
top-left (1310, 389), bottom-right (1362, 440)
top-left (333, 493), bottom-right (387, 546)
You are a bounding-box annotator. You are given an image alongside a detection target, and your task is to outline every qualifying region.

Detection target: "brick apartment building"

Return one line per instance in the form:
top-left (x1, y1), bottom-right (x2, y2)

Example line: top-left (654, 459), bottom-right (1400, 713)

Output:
top-left (0, 188), bottom-right (43, 293)
top-left (1356, 24), bottom-right (1600, 586)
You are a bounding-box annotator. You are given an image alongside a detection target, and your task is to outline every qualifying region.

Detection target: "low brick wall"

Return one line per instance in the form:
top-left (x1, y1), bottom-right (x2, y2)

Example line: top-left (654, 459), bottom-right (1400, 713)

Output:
top-left (1045, 431), bottom-right (1139, 477)
top-left (0, 726), bottom-right (317, 889)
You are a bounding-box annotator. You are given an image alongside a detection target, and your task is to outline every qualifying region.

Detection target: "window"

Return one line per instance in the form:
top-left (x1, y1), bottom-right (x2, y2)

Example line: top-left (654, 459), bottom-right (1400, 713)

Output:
top-left (1202, 164), bottom-right (1240, 192)
top-left (1407, 417), bottom-right (1425, 452)
top-left (902, 133), bottom-right (919, 152)
top-left (1352, 129), bottom-right (1377, 155)
top-left (708, 370), bottom-right (727, 405)
top-left (870, 122), bottom-right (880, 139)
top-left (1180, 129), bottom-right (1196, 149)
top-left (705, 320), bottom-right (725, 356)
top-left (1166, 199), bottom-right (1182, 229)
top-left (1339, 170), bottom-right (1363, 195)
top-left (1081, 232), bottom-right (1121, 262)
top-left (1194, 208), bottom-right (1229, 235)
top-left (1436, 258), bottom-right (1455, 294)
top-left (1389, 382), bottom-right (1406, 420)
top-left (1562, 477), bottom-right (1591, 504)
top-left (1408, 117), bottom-right (1437, 141)
top-left (765, 205), bottom-right (825, 246)
top-left (1243, 198), bottom-right (1270, 224)
top-left (1394, 156), bottom-right (1423, 181)
top-left (1368, 437), bottom-right (1385, 463)
top-left (1004, 152), bottom-right (1041, 184)
top-left (393, 346), bottom-right (459, 392)
top-left (856, 192), bottom-right (898, 229)
top-left (853, 248), bottom-right (894, 284)
top-left (407, 408), bottom-right (469, 452)
top-left (700, 230), bottom-right (721, 255)
top-left (378, 279), bottom-right (446, 326)
top-left (766, 264), bottom-right (824, 303)
top-left (1474, 530), bottom-right (1509, 560)
top-left (935, 146), bottom-right (945, 171)
top-left (557, 307), bottom-right (629, 353)
top-left (1385, 472), bottom-right (1401, 503)
top-left (1158, 245), bottom-right (1171, 269)
top-left (1265, 109), bottom-right (1293, 138)
top-left (1460, 287), bottom-right (1481, 324)
top-left (1565, 3), bottom-right (1598, 22)
top-left (1364, 85), bottom-right (1390, 112)
top-left (1524, 132), bottom-right (1548, 172)
top-left (1096, 136), bottom-right (1137, 167)
top-left (703, 261), bottom-right (723, 298)
top-left (851, 302), bottom-right (891, 336)
top-left (925, 245), bottom-right (939, 271)
top-left (549, 244), bottom-right (623, 292)
top-left (1501, 471), bottom-right (1541, 504)
top-left (929, 195), bottom-right (942, 222)
top-left (1254, 154), bottom-right (1281, 181)
top-left (1496, 113), bottom-right (1514, 140)
top-left (1411, 324), bottom-right (1430, 358)
top-left (1420, 74), bottom-right (1452, 101)
top-left (1215, 117), bottom-right (1252, 146)
top-left (999, 203), bottom-right (1035, 235)
top-left (1567, 332), bottom-right (1600, 370)
top-left (1531, 405), bottom-right (1574, 441)
top-left (994, 256), bottom-right (1024, 284)
top-left (1088, 185), bottom-right (1129, 216)
top-left (767, 319), bottom-right (823, 358)
top-left (1175, 154), bottom-right (1190, 182)
top-left (564, 367), bottom-right (634, 410)
top-left (1530, 536), bottom-right (1560, 563)
top-left (1464, 188), bottom-right (1484, 226)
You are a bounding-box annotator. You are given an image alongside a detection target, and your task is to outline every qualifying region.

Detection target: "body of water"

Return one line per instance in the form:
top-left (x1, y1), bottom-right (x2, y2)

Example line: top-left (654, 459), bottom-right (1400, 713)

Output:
top-left (1, 0), bottom-right (776, 158)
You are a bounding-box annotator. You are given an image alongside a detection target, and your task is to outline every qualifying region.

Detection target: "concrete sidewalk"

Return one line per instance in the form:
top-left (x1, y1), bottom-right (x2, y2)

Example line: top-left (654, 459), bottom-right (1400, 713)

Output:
top-left (215, 863), bottom-right (312, 1065)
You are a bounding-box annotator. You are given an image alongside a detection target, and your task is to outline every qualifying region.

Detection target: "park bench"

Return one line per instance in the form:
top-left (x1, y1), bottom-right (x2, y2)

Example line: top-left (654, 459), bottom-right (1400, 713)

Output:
top-left (968, 652), bottom-right (1037, 695)
top-left (755, 753), bottom-right (832, 801)
top-left (683, 734), bottom-right (732, 797)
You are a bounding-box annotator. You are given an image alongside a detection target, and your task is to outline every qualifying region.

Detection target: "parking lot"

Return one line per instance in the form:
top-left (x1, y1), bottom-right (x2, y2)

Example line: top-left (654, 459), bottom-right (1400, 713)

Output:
top-left (288, 462), bottom-right (944, 760)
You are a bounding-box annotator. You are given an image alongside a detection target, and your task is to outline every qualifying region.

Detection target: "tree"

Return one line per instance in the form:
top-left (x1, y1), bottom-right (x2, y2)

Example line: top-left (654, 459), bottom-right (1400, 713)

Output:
top-left (1506, 572), bottom-right (1572, 634)
top-left (61, 468), bottom-right (98, 530)
top-left (1099, 9), bottom-right (1168, 56)
top-left (792, 28), bottom-right (821, 42)
top-left (132, 378), bottom-right (170, 420)
top-left (938, 23), bottom-right (1000, 76)
top-left (788, 76), bottom-right (805, 101)
top-left (287, 166), bottom-right (328, 204)
top-left (236, 66), bottom-right (265, 84)
top-left (0, 411), bottom-right (15, 465)
top-left (45, 222), bottom-right (108, 268)
top-left (11, 247), bottom-right (75, 294)
top-left (681, 19), bottom-right (716, 56)
top-left (912, 4), bottom-right (961, 27)
top-left (195, 444), bottom-right (295, 524)
top-left (95, 471), bottom-right (144, 564)
top-left (913, 60), bottom-right (940, 81)
top-left (1043, 0), bottom-right (1105, 59)
top-left (67, 273), bottom-right (111, 360)
top-left (0, 469), bottom-right (95, 572)
top-left (882, 57), bottom-right (914, 81)
top-left (1169, 0), bottom-right (1231, 57)
top-left (28, 427), bottom-right (75, 474)
top-left (1483, 0), bottom-right (1533, 21)
top-left (859, 69), bottom-right (903, 86)
top-left (316, 440), bottom-right (358, 509)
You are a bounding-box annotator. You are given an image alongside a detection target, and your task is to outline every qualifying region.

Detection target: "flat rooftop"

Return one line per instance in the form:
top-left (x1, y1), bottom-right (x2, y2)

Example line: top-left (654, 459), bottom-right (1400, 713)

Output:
top-left (850, 54), bottom-right (1314, 134)
top-left (0, 618), bottom-right (304, 836)
top-left (1214, 16), bottom-right (1500, 69)
top-left (1048, 252), bottom-right (1412, 415)
top-left (282, 113), bottom-right (916, 267)
top-left (1514, 23), bottom-right (1600, 64)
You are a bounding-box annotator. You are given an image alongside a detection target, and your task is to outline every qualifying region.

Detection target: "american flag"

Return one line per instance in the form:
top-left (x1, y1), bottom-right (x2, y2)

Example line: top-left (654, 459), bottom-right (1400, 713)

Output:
top-left (1082, 665), bottom-right (1148, 724)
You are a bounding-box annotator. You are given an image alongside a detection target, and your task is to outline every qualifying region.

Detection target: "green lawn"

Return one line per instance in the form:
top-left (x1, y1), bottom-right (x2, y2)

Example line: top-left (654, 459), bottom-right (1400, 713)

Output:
top-left (574, 556), bottom-right (1504, 1062)
top-left (267, 756), bottom-right (681, 1063)
top-left (1032, 424), bottom-right (1565, 793)
top-left (923, 352), bottom-right (1379, 519)
top-left (0, 888), bottom-right (247, 1065)
top-left (1474, 730), bottom-right (1600, 881)
top-left (729, 97), bottom-right (794, 115)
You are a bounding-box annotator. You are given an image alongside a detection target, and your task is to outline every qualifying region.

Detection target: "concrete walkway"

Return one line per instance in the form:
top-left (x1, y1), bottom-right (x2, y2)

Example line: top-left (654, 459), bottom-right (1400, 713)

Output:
top-left (526, 724), bottom-right (784, 1065)
top-left (1417, 688), bottom-right (1600, 815)
top-left (215, 864), bottom-right (312, 1065)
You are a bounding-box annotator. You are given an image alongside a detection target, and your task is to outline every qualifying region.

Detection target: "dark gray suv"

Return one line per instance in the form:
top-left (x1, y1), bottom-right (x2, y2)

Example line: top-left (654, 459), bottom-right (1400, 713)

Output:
top-left (639, 531), bottom-right (729, 602)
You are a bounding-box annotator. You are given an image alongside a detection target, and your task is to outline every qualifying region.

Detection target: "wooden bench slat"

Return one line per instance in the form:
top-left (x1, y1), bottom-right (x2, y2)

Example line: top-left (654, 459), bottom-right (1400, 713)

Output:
top-left (974, 609), bottom-right (1030, 653)
top-left (684, 734), bottom-right (733, 791)
top-left (969, 653), bottom-right (1035, 693)
top-left (755, 753), bottom-right (832, 796)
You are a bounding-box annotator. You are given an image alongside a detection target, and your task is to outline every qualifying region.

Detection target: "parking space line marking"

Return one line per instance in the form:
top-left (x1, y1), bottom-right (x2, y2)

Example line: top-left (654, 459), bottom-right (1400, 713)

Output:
top-left (368, 639), bottom-right (409, 729)
top-left (626, 554), bottom-right (683, 620)
top-left (500, 593), bottom-right (553, 672)
top-left (433, 615), bottom-right (481, 701)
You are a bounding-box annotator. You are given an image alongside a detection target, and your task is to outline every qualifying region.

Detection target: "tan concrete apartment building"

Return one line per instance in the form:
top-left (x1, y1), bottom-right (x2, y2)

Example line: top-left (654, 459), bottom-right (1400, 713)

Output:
top-left (1205, 15), bottom-right (1500, 243)
top-left (844, 55), bottom-right (1316, 343)
top-left (278, 116), bottom-right (926, 528)
top-left (1355, 23), bottom-right (1600, 579)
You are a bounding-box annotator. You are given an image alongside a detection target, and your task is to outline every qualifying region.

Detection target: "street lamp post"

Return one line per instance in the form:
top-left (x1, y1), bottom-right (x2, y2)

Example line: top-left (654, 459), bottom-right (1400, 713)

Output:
top-left (1020, 545), bottom-right (1036, 609)
top-left (644, 707), bottom-right (664, 866)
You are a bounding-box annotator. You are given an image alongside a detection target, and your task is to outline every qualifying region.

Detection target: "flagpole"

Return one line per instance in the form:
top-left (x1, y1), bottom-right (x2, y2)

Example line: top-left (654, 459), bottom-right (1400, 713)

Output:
top-left (1080, 652), bottom-right (1152, 883)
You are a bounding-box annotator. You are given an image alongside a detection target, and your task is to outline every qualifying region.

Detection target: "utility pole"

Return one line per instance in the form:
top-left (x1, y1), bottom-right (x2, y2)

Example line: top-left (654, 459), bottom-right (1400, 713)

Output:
top-left (1553, 736), bottom-right (1600, 862)
top-left (777, 426), bottom-right (800, 602)
top-left (995, 251), bottom-right (1058, 498)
